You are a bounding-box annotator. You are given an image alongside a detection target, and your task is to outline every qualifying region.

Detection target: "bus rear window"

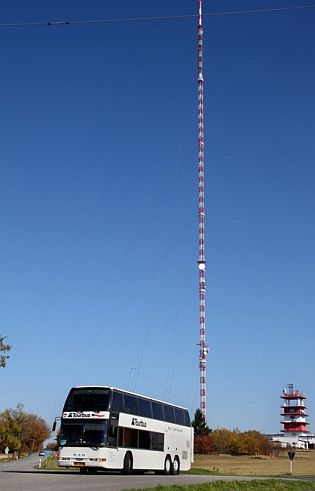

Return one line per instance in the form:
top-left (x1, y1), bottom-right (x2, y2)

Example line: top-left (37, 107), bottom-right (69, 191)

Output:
top-left (184, 411), bottom-right (191, 427)
top-left (64, 388), bottom-right (111, 412)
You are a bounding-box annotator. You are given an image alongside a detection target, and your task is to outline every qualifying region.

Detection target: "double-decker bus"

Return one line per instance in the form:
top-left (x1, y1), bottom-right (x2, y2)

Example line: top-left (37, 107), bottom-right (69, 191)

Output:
top-left (53, 386), bottom-right (193, 474)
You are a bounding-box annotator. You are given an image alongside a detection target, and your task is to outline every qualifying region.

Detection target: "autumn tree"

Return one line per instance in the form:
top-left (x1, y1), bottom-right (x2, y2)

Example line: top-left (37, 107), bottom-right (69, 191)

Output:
top-left (211, 428), bottom-right (233, 454)
top-left (0, 404), bottom-right (50, 455)
top-left (0, 336), bottom-right (11, 368)
top-left (20, 413), bottom-right (50, 454)
top-left (0, 408), bottom-right (21, 452)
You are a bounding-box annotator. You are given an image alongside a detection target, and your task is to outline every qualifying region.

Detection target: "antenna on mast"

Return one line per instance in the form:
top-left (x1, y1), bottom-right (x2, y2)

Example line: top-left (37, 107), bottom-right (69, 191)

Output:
top-left (197, 0), bottom-right (208, 419)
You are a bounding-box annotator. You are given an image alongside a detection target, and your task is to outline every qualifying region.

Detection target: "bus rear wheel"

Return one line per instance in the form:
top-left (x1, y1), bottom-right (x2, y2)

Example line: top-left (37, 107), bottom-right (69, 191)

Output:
top-left (122, 452), bottom-right (133, 475)
top-left (171, 456), bottom-right (180, 475)
top-left (163, 456), bottom-right (172, 475)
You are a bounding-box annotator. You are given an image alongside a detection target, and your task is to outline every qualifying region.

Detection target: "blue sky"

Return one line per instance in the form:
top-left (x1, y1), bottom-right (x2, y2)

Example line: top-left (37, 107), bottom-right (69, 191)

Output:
top-left (1, 0), bottom-right (315, 435)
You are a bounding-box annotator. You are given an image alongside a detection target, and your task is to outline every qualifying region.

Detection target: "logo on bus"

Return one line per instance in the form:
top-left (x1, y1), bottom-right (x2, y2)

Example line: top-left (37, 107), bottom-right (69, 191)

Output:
top-left (63, 411), bottom-right (106, 419)
top-left (131, 417), bottom-right (147, 428)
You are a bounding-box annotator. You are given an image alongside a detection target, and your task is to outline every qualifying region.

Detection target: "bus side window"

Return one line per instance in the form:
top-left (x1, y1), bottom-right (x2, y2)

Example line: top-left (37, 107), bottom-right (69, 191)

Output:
top-left (139, 398), bottom-right (152, 418)
top-left (117, 427), bottom-right (123, 447)
top-left (152, 402), bottom-right (164, 421)
top-left (174, 408), bottom-right (185, 426)
top-left (108, 424), bottom-right (118, 447)
top-left (124, 395), bottom-right (139, 415)
top-left (151, 432), bottom-right (164, 451)
top-left (164, 405), bottom-right (175, 424)
top-left (123, 428), bottom-right (138, 448)
top-left (139, 430), bottom-right (151, 449)
top-left (111, 392), bottom-right (124, 412)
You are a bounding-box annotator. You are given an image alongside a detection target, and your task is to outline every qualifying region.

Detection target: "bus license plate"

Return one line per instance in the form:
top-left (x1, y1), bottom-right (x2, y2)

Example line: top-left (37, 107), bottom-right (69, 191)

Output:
top-left (74, 462), bottom-right (85, 467)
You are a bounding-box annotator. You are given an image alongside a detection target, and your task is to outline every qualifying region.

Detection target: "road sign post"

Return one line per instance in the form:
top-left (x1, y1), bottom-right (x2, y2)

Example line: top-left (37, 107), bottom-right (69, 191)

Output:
top-left (288, 451), bottom-right (295, 474)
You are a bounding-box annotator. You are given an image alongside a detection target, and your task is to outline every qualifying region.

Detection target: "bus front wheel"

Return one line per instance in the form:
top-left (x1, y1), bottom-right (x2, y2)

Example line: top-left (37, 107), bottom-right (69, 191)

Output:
top-left (171, 456), bottom-right (180, 475)
top-left (164, 456), bottom-right (172, 475)
top-left (122, 452), bottom-right (133, 475)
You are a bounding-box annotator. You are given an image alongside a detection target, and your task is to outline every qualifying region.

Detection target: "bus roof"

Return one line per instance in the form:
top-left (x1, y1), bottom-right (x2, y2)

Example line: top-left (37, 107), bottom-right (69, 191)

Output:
top-left (71, 386), bottom-right (189, 411)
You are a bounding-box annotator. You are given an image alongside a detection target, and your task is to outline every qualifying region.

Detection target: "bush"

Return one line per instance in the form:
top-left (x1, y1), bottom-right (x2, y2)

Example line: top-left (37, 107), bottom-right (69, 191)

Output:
top-left (194, 428), bottom-right (273, 456)
top-left (194, 435), bottom-right (214, 454)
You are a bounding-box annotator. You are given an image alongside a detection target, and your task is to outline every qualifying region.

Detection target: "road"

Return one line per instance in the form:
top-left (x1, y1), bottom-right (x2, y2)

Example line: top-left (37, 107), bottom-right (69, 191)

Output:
top-left (0, 454), bottom-right (310, 491)
top-left (0, 454), bottom-right (250, 491)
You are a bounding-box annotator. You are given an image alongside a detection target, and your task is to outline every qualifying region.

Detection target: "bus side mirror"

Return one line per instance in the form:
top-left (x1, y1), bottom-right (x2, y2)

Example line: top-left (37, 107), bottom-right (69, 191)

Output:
top-left (52, 421), bottom-right (57, 432)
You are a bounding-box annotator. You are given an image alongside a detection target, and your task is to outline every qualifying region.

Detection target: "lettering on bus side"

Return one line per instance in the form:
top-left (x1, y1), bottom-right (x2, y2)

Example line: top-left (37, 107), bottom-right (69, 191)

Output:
top-left (168, 426), bottom-right (183, 433)
top-left (131, 417), bottom-right (147, 428)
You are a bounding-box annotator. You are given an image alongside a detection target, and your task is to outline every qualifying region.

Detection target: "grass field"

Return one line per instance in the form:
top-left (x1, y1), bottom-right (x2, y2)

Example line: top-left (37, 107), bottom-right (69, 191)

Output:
top-left (192, 450), bottom-right (315, 477)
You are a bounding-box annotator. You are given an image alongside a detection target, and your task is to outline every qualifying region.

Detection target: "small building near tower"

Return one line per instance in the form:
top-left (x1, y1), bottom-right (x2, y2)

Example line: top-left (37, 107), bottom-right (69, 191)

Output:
top-left (267, 384), bottom-right (315, 449)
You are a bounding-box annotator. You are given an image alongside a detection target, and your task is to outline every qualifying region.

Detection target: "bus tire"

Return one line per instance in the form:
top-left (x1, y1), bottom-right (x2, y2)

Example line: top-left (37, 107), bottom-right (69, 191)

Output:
top-left (171, 456), bottom-right (180, 475)
top-left (122, 452), bottom-right (133, 475)
top-left (164, 455), bottom-right (172, 475)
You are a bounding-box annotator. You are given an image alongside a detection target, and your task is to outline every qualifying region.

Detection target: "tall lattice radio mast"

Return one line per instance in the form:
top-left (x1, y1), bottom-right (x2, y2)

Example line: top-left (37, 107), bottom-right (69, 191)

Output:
top-left (197, 0), bottom-right (208, 418)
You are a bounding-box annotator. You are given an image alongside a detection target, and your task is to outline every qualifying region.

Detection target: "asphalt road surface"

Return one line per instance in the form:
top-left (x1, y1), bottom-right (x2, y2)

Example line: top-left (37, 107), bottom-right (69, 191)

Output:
top-left (0, 455), bottom-right (312, 491)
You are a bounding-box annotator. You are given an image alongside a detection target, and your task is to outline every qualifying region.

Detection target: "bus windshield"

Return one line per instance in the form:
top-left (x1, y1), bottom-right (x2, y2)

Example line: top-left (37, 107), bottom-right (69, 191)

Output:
top-left (63, 388), bottom-right (111, 412)
top-left (60, 420), bottom-right (108, 447)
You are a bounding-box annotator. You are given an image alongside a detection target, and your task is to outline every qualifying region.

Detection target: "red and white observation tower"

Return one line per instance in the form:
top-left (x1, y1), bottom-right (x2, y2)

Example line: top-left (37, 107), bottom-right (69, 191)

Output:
top-left (281, 384), bottom-right (309, 435)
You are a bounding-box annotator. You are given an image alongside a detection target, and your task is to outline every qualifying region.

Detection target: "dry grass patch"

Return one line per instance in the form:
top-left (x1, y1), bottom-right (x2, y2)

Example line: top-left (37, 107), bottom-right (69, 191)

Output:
top-left (192, 450), bottom-right (315, 477)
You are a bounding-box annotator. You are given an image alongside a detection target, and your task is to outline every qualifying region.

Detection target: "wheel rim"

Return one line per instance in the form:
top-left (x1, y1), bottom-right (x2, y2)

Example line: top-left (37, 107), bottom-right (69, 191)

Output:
top-left (173, 458), bottom-right (179, 473)
top-left (165, 457), bottom-right (171, 473)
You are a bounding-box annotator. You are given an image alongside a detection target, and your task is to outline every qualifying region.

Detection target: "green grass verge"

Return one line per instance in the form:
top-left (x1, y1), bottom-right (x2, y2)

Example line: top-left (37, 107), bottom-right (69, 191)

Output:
top-left (124, 481), bottom-right (315, 491)
top-left (185, 468), bottom-right (221, 476)
top-left (36, 456), bottom-right (60, 470)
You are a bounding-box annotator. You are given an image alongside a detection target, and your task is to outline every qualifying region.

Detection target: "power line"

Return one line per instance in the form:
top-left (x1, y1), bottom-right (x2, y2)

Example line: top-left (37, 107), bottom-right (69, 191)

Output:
top-left (0, 4), bottom-right (314, 28)
top-left (205, 4), bottom-right (315, 17)
top-left (29, 218), bottom-right (195, 411)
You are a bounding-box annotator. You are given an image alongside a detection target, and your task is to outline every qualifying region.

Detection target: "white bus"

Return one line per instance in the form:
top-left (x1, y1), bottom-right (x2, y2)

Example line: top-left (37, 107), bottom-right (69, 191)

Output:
top-left (54, 386), bottom-right (193, 475)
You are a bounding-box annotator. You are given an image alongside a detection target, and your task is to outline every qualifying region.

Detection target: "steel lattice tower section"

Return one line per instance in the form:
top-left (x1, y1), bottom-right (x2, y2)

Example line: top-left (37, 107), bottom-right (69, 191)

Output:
top-left (197, 0), bottom-right (208, 418)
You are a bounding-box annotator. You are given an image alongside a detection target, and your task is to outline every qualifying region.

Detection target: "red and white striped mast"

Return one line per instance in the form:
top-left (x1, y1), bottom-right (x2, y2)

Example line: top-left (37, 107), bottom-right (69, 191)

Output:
top-left (197, 0), bottom-right (208, 418)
